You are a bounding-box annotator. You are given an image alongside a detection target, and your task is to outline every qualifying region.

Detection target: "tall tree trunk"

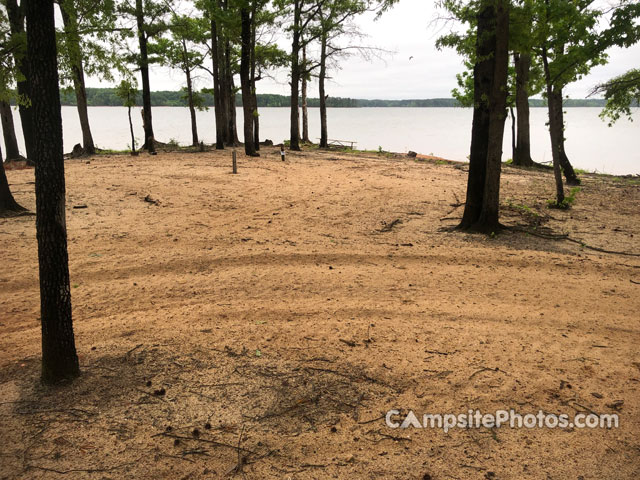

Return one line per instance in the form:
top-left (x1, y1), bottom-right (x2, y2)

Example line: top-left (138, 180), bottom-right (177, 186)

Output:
top-left (556, 100), bottom-right (579, 185)
top-left (542, 48), bottom-right (565, 205)
top-left (513, 52), bottom-right (533, 167)
top-left (224, 32), bottom-right (239, 147)
top-left (240, 6), bottom-right (257, 156)
top-left (289, 0), bottom-right (302, 151)
top-left (27, 0), bottom-right (80, 384)
top-left (0, 141), bottom-right (26, 214)
top-left (211, 8), bottom-right (225, 149)
top-left (6, 0), bottom-right (35, 161)
top-left (301, 46), bottom-right (310, 144)
top-left (319, 29), bottom-right (328, 148)
top-left (228, 73), bottom-right (239, 146)
top-left (250, 1), bottom-right (259, 151)
top-left (127, 105), bottom-right (136, 154)
top-left (510, 106), bottom-right (516, 162)
top-left (218, 12), bottom-right (231, 145)
top-left (136, 0), bottom-right (155, 151)
top-left (181, 40), bottom-right (199, 146)
top-left (60, 0), bottom-right (95, 155)
top-left (459, 3), bottom-right (495, 230)
top-left (474, 0), bottom-right (509, 232)
top-left (186, 70), bottom-right (199, 146)
top-left (0, 100), bottom-right (22, 161)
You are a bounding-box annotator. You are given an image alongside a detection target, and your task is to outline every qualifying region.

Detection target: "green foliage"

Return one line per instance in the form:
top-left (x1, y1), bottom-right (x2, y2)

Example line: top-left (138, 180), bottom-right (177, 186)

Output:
top-left (548, 186), bottom-right (581, 209)
top-left (57, 0), bottom-right (121, 88)
top-left (0, 5), bottom-right (27, 105)
top-left (115, 79), bottom-right (138, 107)
top-left (595, 69), bottom-right (640, 125)
top-left (535, 0), bottom-right (608, 91)
top-left (151, 14), bottom-right (208, 77)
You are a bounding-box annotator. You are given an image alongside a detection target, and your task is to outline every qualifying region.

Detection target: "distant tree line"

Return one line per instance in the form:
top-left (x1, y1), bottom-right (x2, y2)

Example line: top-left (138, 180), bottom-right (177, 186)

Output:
top-left (49, 88), bottom-right (616, 108)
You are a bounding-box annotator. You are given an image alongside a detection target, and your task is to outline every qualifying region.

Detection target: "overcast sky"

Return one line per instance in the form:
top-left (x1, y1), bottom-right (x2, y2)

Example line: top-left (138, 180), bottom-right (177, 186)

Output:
top-left (87, 0), bottom-right (640, 100)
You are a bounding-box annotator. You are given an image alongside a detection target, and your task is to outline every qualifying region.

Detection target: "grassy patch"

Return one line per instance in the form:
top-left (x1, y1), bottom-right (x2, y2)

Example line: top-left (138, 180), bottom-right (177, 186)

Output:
top-left (548, 186), bottom-right (581, 210)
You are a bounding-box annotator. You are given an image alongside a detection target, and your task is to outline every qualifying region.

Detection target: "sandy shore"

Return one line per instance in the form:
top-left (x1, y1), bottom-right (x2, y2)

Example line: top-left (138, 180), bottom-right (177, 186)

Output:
top-left (1, 147), bottom-right (639, 479)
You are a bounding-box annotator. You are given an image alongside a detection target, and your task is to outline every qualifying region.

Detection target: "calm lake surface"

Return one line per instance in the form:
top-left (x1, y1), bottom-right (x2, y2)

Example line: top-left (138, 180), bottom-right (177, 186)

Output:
top-left (8, 106), bottom-right (639, 175)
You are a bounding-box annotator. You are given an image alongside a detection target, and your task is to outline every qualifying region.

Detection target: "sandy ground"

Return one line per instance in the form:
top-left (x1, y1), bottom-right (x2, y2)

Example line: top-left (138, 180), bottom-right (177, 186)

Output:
top-left (1, 147), bottom-right (639, 480)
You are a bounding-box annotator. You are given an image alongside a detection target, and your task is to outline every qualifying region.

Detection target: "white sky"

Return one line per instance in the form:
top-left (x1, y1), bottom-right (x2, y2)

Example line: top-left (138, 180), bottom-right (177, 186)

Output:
top-left (86, 0), bottom-right (640, 100)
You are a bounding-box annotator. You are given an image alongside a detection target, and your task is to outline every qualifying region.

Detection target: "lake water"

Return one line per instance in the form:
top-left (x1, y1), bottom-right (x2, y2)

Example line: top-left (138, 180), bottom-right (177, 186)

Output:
top-left (6, 106), bottom-right (639, 175)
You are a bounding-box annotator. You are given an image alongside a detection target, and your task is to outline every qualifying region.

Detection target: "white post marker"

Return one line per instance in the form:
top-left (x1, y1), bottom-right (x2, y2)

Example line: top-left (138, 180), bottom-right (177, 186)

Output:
top-left (280, 145), bottom-right (286, 162)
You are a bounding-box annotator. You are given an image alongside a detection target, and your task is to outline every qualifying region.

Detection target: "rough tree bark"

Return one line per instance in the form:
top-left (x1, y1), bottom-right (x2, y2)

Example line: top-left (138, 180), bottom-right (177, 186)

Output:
top-left (542, 47), bottom-right (566, 205)
top-left (0, 100), bottom-right (22, 161)
top-left (60, 0), bottom-right (96, 155)
top-left (301, 46), bottom-right (310, 144)
top-left (240, 5), bottom-right (257, 156)
top-left (225, 32), bottom-right (239, 147)
top-left (513, 52), bottom-right (533, 166)
top-left (319, 25), bottom-right (328, 148)
top-left (27, 0), bottom-right (80, 383)
top-left (249, 0), bottom-right (260, 151)
top-left (555, 98), bottom-right (579, 185)
top-left (228, 72), bottom-right (239, 146)
top-left (289, 0), bottom-right (302, 151)
top-left (458, 3), bottom-right (495, 229)
top-left (211, 6), bottom-right (225, 149)
top-left (136, 0), bottom-right (155, 151)
top-left (0, 146), bottom-right (26, 215)
top-left (473, 0), bottom-right (510, 232)
top-left (6, 0), bottom-right (35, 161)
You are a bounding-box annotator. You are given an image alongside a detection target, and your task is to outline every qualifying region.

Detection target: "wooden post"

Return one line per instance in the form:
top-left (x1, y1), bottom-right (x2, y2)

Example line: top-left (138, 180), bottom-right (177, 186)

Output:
top-left (280, 144), bottom-right (286, 162)
top-left (232, 150), bottom-right (237, 174)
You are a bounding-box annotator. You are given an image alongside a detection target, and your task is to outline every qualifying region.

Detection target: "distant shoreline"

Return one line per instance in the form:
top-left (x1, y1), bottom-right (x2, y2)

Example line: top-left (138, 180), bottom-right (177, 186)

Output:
top-left (46, 88), bottom-right (617, 109)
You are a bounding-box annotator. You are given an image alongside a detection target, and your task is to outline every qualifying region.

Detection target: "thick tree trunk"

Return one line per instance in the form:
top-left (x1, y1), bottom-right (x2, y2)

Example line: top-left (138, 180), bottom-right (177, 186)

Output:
top-left (228, 73), bottom-right (239, 146)
top-left (556, 99), bottom-right (579, 185)
top-left (473, 0), bottom-right (509, 232)
top-left (27, 0), bottom-right (80, 384)
top-left (0, 148), bottom-right (26, 214)
top-left (223, 30), bottom-right (239, 147)
top-left (60, 1), bottom-right (95, 155)
top-left (1, 100), bottom-right (22, 161)
top-left (301, 46), bottom-right (310, 144)
top-left (240, 6), bottom-right (257, 156)
top-left (319, 30), bottom-right (328, 148)
top-left (73, 70), bottom-right (95, 154)
top-left (211, 10), bottom-right (225, 149)
top-left (250, 2), bottom-right (259, 151)
top-left (136, 0), bottom-right (155, 151)
top-left (513, 52), bottom-right (533, 167)
top-left (6, 0), bottom-right (35, 161)
top-left (542, 48), bottom-right (565, 205)
top-left (459, 3), bottom-right (495, 230)
top-left (289, 1), bottom-right (302, 151)
top-left (218, 44), bottom-right (230, 145)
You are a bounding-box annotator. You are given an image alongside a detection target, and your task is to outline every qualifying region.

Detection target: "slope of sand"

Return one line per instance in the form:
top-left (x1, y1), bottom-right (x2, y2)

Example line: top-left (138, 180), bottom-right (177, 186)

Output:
top-left (1, 148), bottom-right (639, 479)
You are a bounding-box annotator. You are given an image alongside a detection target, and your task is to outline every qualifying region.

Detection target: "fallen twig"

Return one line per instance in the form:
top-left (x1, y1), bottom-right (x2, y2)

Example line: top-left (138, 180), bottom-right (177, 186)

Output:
top-left (27, 460), bottom-right (138, 474)
top-left (380, 219), bottom-right (402, 232)
top-left (469, 367), bottom-right (505, 380)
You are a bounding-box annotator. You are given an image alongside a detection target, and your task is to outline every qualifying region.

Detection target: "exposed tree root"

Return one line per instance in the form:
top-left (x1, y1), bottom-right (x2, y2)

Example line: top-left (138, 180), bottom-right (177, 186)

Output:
top-left (506, 226), bottom-right (640, 257)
